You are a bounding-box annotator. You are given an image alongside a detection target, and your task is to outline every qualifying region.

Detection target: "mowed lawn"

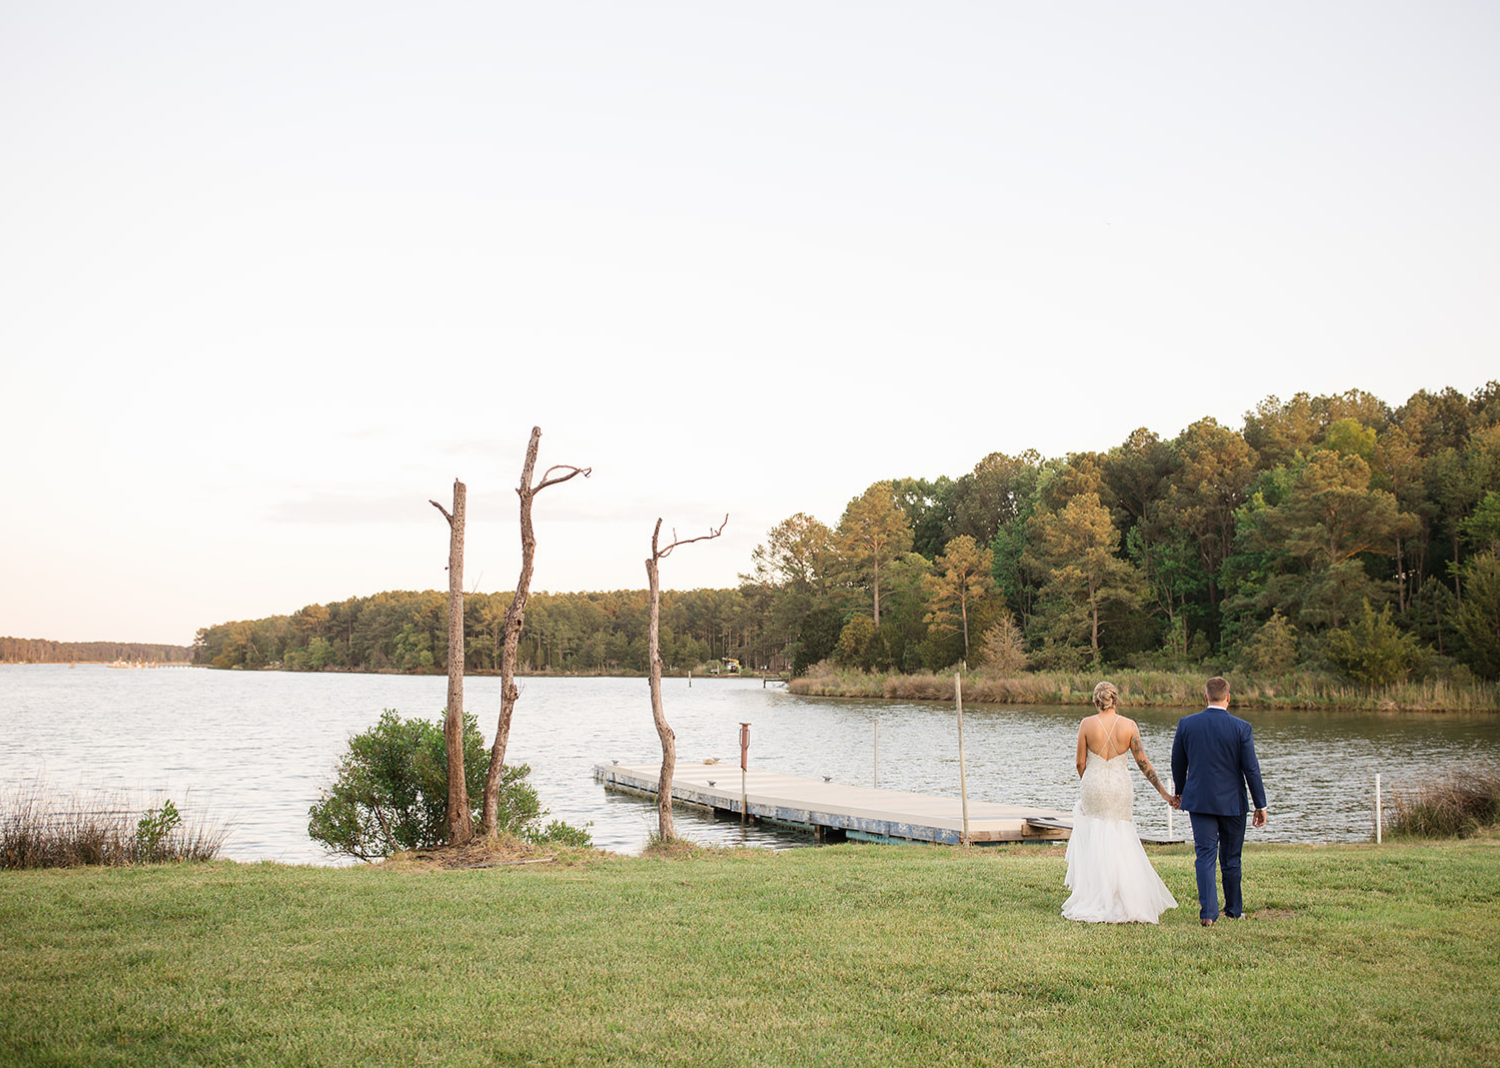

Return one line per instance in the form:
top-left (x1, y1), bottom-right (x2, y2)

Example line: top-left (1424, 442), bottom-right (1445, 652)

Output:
top-left (2, 836), bottom-right (1497, 1067)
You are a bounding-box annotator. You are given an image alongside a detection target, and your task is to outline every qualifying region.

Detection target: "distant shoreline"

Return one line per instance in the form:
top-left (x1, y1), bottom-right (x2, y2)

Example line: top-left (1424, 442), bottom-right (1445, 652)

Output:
top-left (12, 660), bottom-right (1497, 714)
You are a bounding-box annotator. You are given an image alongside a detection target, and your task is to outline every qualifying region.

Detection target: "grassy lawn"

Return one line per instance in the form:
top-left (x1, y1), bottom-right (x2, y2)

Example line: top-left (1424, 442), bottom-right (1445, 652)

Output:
top-left (2, 836), bottom-right (1497, 1067)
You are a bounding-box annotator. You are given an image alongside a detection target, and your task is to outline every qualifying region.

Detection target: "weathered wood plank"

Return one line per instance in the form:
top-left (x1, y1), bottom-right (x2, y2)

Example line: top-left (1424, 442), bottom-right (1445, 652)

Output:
top-left (594, 762), bottom-right (1075, 845)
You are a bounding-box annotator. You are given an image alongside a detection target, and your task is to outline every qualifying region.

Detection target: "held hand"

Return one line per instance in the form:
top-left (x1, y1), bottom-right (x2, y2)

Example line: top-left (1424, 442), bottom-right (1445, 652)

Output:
top-left (1169, 795), bottom-right (1182, 809)
top-left (1253, 808), bottom-right (1267, 828)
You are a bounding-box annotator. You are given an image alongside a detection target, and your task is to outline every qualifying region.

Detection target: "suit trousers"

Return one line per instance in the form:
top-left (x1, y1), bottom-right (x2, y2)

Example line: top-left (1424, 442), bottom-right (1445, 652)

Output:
top-left (1188, 811), bottom-right (1247, 920)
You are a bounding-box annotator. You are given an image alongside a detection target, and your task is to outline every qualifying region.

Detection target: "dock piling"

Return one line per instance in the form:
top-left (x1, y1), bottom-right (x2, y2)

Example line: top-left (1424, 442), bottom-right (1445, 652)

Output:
top-left (956, 673), bottom-right (970, 847)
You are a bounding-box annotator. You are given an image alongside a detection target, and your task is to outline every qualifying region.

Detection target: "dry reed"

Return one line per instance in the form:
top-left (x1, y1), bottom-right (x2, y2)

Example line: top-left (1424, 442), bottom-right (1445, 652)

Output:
top-left (1385, 765), bottom-right (1500, 838)
top-left (0, 783), bottom-right (228, 869)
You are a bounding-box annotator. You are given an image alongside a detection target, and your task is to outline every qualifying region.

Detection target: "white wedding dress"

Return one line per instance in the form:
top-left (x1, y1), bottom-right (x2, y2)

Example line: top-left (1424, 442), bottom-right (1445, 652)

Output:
top-left (1062, 724), bottom-right (1178, 924)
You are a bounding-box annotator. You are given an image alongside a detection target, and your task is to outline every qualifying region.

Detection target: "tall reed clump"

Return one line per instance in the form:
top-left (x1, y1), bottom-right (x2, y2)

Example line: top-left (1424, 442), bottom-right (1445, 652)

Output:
top-left (1385, 766), bottom-right (1500, 839)
top-left (0, 785), bottom-right (228, 869)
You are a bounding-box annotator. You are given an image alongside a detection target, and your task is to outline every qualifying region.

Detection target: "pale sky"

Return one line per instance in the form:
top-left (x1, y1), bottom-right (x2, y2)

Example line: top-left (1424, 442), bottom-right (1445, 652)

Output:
top-left (3, 2), bottom-right (1497, 645)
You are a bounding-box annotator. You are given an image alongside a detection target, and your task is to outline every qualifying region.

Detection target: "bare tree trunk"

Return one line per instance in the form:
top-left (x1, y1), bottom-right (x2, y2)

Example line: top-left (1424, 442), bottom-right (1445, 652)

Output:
top-left (1089, 577), bottom-right (1101, 665)
top-left (1396, 536), bottom-right (1407, 613)
top-left (483, 427), bottom-right (590, 834)
top-left (430, 480), bottom-right (472, 846)
top-left (647, 524), bottom-right (675, 841)
top-left (960, 592), bottom-right (970, 660)
top-left (647, 515), bottom-right (727, 843)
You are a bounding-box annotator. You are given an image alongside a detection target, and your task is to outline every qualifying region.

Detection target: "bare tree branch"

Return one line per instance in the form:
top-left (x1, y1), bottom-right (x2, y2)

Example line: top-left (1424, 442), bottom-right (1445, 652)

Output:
top-left (534, 464), bottom-right (592, 493)
top-left (655, 514), bottom-right (729, 561)
top-left (430, 500), bottom-right (454, 525)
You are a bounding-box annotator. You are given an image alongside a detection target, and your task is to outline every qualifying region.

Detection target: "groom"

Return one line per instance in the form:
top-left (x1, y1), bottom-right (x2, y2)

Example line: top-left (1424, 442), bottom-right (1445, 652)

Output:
top-left (1170, 677), bottom-right (1267, 927)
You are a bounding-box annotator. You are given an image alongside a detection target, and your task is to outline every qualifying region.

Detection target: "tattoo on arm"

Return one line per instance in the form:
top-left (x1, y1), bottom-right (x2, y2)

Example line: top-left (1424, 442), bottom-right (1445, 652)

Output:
top-left (1132, 735), bottom-right (1167, 792)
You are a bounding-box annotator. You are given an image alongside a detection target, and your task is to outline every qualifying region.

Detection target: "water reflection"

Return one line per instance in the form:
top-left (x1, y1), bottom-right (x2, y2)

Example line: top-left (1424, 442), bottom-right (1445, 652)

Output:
top-left (2, 666), bottom-right (1496, 864)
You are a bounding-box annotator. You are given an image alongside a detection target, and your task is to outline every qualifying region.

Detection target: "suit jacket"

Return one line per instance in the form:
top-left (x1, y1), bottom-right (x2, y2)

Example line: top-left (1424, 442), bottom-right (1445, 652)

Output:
top-left (1171, 707), bottom-right (1267, 816)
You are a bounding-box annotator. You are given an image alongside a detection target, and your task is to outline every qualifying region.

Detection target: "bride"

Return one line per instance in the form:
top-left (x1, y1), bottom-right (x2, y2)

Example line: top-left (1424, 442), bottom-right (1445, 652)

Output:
top-left (1062, 681), bottom-right (1178, 924)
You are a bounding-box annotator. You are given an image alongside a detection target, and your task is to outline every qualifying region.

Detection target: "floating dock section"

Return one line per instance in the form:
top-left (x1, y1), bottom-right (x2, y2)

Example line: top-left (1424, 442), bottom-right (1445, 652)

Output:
top-left (594, 762), bottom-right (1074, 845)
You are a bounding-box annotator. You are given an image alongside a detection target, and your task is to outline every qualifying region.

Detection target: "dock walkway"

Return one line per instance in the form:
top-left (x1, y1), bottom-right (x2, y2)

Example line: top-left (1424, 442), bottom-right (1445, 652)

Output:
top-left (594, 762), bottom-right (1074, 845)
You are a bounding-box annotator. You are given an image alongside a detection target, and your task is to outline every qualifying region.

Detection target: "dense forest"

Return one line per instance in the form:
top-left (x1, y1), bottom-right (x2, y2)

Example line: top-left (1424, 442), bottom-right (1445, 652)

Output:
top-left (191, 384), bottom-right (1500, 684)
top-left (0, 638), bottom-right (193, 664)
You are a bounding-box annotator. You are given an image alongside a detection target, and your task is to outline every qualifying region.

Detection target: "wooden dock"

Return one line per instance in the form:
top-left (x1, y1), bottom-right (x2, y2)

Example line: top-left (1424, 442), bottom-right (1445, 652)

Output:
top-left (594, 762), bottom-right (1074, 845)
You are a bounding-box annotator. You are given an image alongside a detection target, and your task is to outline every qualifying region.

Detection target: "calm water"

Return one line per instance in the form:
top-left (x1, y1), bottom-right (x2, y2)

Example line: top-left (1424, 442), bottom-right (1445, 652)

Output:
top-left (3, 665), bottom-right (1497, 864)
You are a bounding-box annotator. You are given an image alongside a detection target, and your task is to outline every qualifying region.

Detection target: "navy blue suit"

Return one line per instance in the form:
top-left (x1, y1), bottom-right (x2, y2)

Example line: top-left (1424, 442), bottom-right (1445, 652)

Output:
top-left (1171, 706), bottom-right (1267, 921)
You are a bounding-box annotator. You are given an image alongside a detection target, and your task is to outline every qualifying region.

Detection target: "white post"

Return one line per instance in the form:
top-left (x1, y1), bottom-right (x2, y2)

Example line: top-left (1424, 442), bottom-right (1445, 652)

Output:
top-left (956, 673), bottom-right (970, 847)
top-left (873, 715), bottom-right (879, 788)
top-left (1168, 803), bottom-right (1174, 839)
top-left (1375, 773), bottom-right (1382, 845)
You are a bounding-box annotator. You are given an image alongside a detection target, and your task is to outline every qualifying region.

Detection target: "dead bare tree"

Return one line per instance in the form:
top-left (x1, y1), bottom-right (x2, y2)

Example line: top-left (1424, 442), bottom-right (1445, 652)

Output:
top-left (483, 427), bottom-right (590, 834)
top-left (430, 479), bottom-right (473, 846)
top-left (647, 515), bottom-right (728, 842)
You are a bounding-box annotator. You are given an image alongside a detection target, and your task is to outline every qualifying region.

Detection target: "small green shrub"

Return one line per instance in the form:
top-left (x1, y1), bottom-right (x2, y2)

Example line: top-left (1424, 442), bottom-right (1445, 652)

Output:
top-left (134, 800), bottom-right (182, 863)
top-left (536, 819), bottom-right (594, 848)
top-left (307, 709), bottom-right (590, 860)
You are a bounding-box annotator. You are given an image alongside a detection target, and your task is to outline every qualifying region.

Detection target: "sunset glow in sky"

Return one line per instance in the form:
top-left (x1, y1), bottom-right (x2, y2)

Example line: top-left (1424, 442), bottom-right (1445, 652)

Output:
top-left (3, 3), bottom-right (1497, 644)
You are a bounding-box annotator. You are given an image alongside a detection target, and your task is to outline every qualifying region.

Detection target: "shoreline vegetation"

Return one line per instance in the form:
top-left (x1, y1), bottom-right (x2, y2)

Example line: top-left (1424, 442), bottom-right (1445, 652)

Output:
top-left (788, 665), bottom-right (1500, 713)
top-left (2, 836), bottom-right (1497, 1065)
top-left (0, 785), bottom-right (228, 870)
top-left (6, 657), bottom-right (1498, 713)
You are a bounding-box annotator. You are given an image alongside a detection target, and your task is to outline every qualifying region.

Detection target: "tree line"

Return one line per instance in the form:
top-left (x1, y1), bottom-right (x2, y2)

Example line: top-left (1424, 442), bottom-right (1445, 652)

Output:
top-left (0, 638), bottom-right (193, 664)
top-left (192, 383), bottom-right (1500, 685)
top-left (190, 588), bottom-right (752, 675)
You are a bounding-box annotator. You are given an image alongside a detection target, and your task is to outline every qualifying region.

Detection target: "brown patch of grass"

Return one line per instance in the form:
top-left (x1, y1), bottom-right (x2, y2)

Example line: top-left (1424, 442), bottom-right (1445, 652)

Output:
top-left (1250, 907), bottom-right (1299, 921)
top-left (640, 835), bottom-right (753, 861)
top-left (389, 834), bottom-right (606, 871)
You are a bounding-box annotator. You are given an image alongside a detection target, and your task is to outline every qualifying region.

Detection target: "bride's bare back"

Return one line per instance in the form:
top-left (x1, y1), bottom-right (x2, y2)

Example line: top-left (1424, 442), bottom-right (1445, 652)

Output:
top-left (1080, 711), bottom-right (1135, 760)
top-left (1075, 710), bottom-right (1171, 800)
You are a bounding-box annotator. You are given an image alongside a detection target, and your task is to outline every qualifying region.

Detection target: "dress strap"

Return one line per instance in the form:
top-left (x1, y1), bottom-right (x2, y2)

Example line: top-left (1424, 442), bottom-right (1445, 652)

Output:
top-left (1100, 714), bottom-right (1121, 758)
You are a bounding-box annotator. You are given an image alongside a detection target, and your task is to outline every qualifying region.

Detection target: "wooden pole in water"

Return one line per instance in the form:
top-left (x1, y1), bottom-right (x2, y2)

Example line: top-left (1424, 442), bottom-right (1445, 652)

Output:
top-left (740, 722), bottom-right (751, 824)
top-left (873, 714), bottom-right (879, 787)
top-left (1375, 773), bottom-right (1382, 845)
top-left (956, 673), bottom-right (970, 847)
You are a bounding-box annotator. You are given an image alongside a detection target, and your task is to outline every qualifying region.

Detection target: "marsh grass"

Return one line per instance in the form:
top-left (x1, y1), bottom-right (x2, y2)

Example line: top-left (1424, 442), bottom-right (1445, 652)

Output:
top-left (790, 666), bottom-right (1500, 712)
top-left (1, 839), bottom-right (1497, 1066)
top-left (0, 783), bottom-right (227, 869)
top-left (1386, 765), bottom-right (1500, 838)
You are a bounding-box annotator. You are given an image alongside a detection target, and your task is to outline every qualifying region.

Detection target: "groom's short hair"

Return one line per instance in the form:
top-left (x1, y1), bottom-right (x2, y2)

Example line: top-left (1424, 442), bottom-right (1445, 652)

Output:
top-left (1205, 676), bottom-right (1231, 703)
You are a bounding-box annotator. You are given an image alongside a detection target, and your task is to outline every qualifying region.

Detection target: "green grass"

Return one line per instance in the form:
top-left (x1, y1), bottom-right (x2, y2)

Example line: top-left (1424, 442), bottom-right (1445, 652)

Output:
top-left (3, 837), bottom-right (1498, 1066)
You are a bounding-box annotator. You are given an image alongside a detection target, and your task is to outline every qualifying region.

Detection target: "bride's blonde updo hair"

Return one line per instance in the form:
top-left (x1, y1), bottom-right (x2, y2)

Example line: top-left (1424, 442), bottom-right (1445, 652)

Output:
top-left (1092, 681), bottom-right (1120, 712)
